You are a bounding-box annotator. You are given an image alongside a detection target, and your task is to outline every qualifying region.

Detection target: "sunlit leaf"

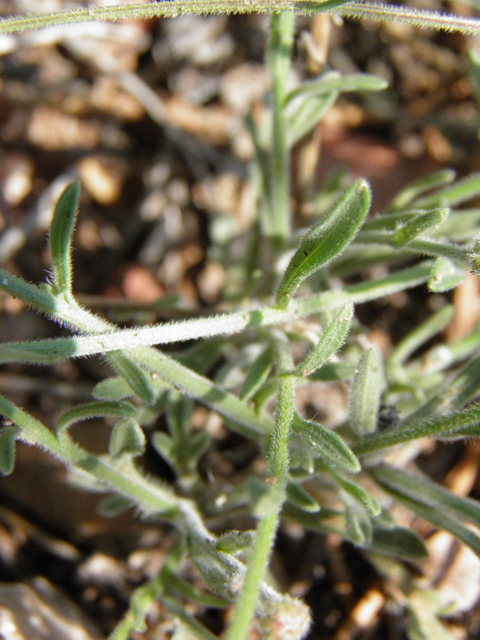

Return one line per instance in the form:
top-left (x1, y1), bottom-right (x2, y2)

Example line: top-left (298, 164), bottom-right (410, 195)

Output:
top-left (276, 180), bottom-right (371, 307)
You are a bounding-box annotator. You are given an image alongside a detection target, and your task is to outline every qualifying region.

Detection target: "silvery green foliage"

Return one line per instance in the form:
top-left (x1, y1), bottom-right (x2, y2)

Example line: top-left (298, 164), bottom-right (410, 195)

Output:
top-left (1, 19), bottom-right (480, 639)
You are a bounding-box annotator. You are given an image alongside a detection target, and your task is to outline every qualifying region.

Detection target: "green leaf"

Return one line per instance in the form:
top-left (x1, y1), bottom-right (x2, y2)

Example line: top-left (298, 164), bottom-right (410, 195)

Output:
top-left (0, 426), bottom-right (18, 476)
top-left (388, 304), bottom-right (455, 369)
top-left (188, 535), bottom-right (240, 599)
top-left (428, 257), bottom-right (465, 292)
top-left (215, 531), bottom-right (256, 555)
top-left (92, 377), bottom-right (136, 401)
top-left (385, 170), bottom-right (456, 213)
top-left (97, 494), bottom-right (132, 517)
top-left (354, 403), bottom-right (480, 456)
top-left (345, 503), bottom-right (373, 546)
top-left (467, 49), bottom-right (480, 106)
top-left (413, 173), bottom-right (480, 209)
top-left (109, 419), bottom-right (146, 458)
top-left (372, 463), bottom-right (480, 529)
top-left (371, 526), bottom-right (428, 560)
top-left (187, 430), bottom-right (211, 464)
top-left (288, 91), bottom-right (338, 146)
top-left (286, 481), bottom-right (321, 513)
top-left (152, 432), bottom-right (177, 470)
top-left (349, 348), bottom-right (384, 436)
top-left (49, 182), bottom-right (80, 297)
top-left (56, 400), bottom-right (137, 436)
top-left (107, 351), bottom-right (155, 404)
top-left (379, 484), bottom-right (480, 558)
top-left (0, 269), bottom-right (58, 316)
top-left (292, 303), bottom-right (354, 377)
top-left (333, 472), bottom-right (381, 515)
top-left (390, 208), bottom-right (449, 247)
top-left (286, 71), bottom-right (388, 103)
top-left (240, 347), bottom-right (273, 401)
top-left (276, 179), bottom-right (371, 307)
top-left (293, 414), bottom-right (361, 473)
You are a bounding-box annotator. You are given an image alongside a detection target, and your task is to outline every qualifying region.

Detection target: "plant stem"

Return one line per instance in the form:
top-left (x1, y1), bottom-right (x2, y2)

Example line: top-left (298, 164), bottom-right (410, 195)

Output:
top-left (2, 1), bottom-right (480, 36)
top-left (267, 12), bottom-right (295, 246)
top-left (225, 332), bottom-right (295, 640)
top-left (0, 262), bottom-right (432, 363)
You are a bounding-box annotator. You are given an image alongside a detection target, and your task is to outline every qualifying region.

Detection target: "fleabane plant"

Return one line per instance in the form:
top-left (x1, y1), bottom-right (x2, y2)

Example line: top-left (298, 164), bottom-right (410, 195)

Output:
top-left (2, 3), bottom-right (480, 640)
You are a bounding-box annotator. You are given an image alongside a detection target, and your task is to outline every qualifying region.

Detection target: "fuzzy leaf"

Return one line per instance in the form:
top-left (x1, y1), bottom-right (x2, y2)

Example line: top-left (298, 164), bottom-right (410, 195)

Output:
top-left (372, 463), bottom-right (480, 529)
top-left (293, 414), bottom-right (361, 473)
top-left (107, 351), bottom-right (155, 404)
top-left (286, 71), bottom-right (388, 103)
top-left (390, 208), bottom-right (449, 247)
top-left (292, 303), bottom-right (354, 377)
top-left (249, 478), bottom-right (285, 518)
top-left (385, 170), bottom-right (456, 213)
top-left (349, 348), bottom-right (383, 436)
top-left (187, 430), bottom-right (211, 463)
top-left (288, 91), bottom-right (338, 146)
top-left (215, 531), bottom-right (256, 555)
top-left (375, 480), bottom-right (480, 558)
top-left (276, 180), bottom-right (371, 307)
top-left (97, 494), bottom-right (132, 517)
top-left (333, 472), bottom-right (381, 515)
top-left (413, 173), bottom-right (480, 209)
top-left (286, 481), bottom-right (321, 513)
top-left (345, 503), bottom-right (373, 546)
top-left (0, 427), bottom-right (18, 476)
top-left (388, 304), bottom-right (455, 369)
top-left (92, 377), bottom-right (136, 401)
top-left (152, 432), bottom-right (177, 469)
top-left (354, 402), bottom-right (480, 456)
top-left (240, 347), bottom-right (273, 401)
top-left (56, 400), bottom-right (137, 435)
top-left (0, 269), bottom-right (58, 316)
top-left (49, 182), bottom-right (80, 296)
top-left (371, 526), bottom-right (428, 560)
top-left (109, 418), bottom-right (146, 458)
top-left (428, 257), bottom-right (466, 292)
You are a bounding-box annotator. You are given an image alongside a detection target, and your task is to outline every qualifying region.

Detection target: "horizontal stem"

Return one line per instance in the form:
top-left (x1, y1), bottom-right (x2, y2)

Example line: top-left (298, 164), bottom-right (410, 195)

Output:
top-left (0, 262), bottom-right (432, 363)
top-left (1, 1), bottom-right (480, 36)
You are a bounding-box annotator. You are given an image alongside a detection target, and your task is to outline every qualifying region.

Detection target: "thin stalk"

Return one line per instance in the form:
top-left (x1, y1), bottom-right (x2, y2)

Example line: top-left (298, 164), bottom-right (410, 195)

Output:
top-left (267, 12), bottom-right (295, 245)
top-left (0, 262), bottom-right (432, 364)
top-left (225, 332), bottom-right (295, 640)
top-left (2, 1), bottom-right (480, 36)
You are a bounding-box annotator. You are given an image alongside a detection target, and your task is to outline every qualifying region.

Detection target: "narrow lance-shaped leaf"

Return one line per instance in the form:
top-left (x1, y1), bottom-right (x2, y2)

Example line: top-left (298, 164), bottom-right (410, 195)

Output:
top-left (109, 419), bottom-right (146, 458)
top-left (107, 351), bottom-right (155, 404)
top-left (49, 182), bottom-right (80, 297)
top-left (286, 480), bottom-right (321, 513)
top-left (354, 402), bottom-right (480, 456)
top-left (240, 347), bottom-right (273, 401)
top-left (371, 526), bottom-right (428, 560)
top-left (0, 426), bottom-right (19, 476)
top-left (385, 169), bottom-right (456, 213)
top-left (286, 71), bottom-right (388, 103)
top-left (332, 470), bottom-right (381, 515)
top-left (390, 208), bottom-right (449, 247)
top-left (349, 348), bottom-right (383, 437)
top-left (293, 413), bottom-right (361, 473)
top-left (292, 303), bottom-right (354, 377)
top-left (428, 257), bottom-right (466, 292)
top-left (378, 483), bottom-right (480, 558)
top-left (276, 180), bottom-right (371, 308)
top-left (288, 91), bottom-right (338, 147)
top-left (56, 400), bottom-right (137, 436)
top-left (388, 304), bottom-right (455, 370)
top-left (372, 463), bottom-right (480, 529)
top-left (345, 502), bottom-right (373, 546)
top-left (413, 173), bottom-right (480, 209)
